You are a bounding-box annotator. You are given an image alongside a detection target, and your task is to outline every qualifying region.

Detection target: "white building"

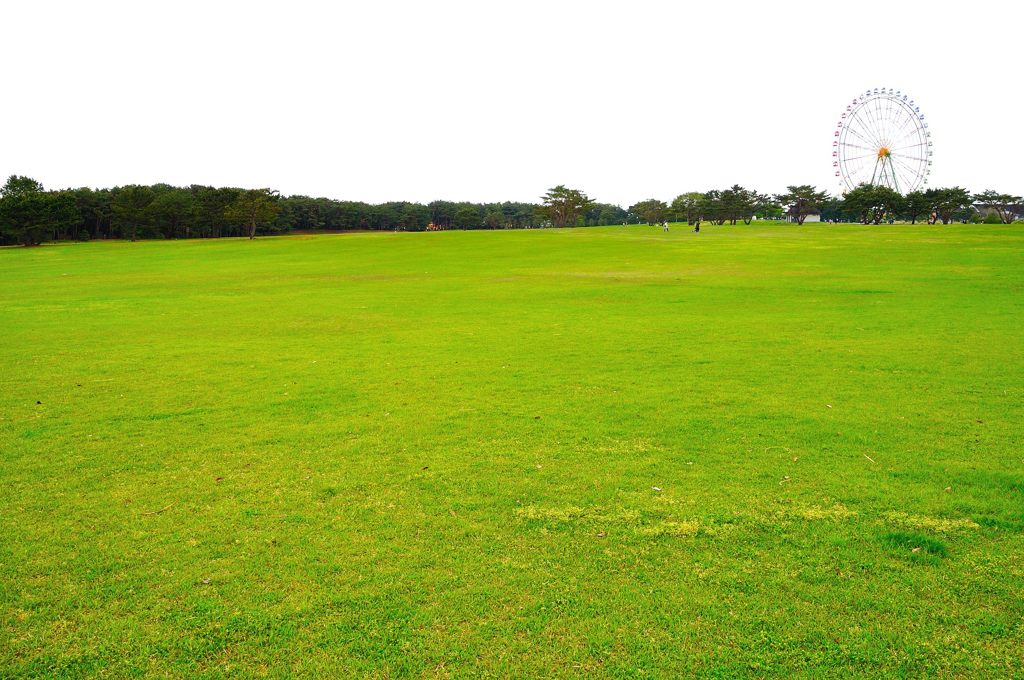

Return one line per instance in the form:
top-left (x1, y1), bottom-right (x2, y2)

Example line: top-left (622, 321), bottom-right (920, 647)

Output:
top-left (785, 208), bottom-right (821, 223)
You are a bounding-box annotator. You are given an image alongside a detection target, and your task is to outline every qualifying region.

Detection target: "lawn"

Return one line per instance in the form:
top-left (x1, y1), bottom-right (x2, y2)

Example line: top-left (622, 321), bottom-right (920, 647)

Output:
top-left (1, 224), bottom-right (1022, 677)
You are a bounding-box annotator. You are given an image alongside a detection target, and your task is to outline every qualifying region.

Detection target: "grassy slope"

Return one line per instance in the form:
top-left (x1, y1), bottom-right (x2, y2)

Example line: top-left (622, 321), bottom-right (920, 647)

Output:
top-left (1, 224), bottom-right (1022, 677)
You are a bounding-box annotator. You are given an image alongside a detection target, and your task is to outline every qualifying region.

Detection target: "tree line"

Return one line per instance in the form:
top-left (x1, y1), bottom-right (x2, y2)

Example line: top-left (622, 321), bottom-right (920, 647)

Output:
top-left (0, 177), bottom-right (628, 246)
top-left (832, 186), bottom-right (1023, 226)
top-left (628, 185), bottom-right (1022, 227)
top-left (0, 175), bottom-right (1019, 246)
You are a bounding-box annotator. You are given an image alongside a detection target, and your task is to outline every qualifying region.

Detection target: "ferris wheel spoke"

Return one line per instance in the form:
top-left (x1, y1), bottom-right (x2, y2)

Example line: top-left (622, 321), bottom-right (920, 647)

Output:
top-left (896, 164), bottom-right (921, 192)
top-left (895, 102), bottom-right (927, 148)
top-left (881, 98), bottom-right (901, 148)
top-left (895, 164), bottom-right (926, 178)
top-left (856, 102), bottom-right (886, 149)
top-left (889, 140), bottom-right (926, 153)
top-left (903, 168), bottom-right (921, 192)
top-left (885, 94), bottom-right (900, 143)
top-left (892, 112), bottom-right (921, 145)
top-left (841, 162), bottom-right (865, 181)
top-left (849, 102), bottom-right (886, 148)
top-left (895, 106), bottom-right (917, 133)
top-left (891, 162), bottom-right (913, 189)
top-left (844, 169), bottom-right (869, 184)
top-left (892, 149), bottom-right (927, 161)
top-left (845, 125), bottom-right (880, 150)
top-left (879, 96), bottom-right (892, 146)
top-left (871, 95), bottom-right (887, 145)
top-left (842, 152), bottom-right (880, 162)
top-left (892, 133), bottom-right (921, 151)
top-left (874, 111), bottom-right (894, 149)
top-left (891, 155), bottom-right (925, 184)
top-left (892, 152), bottom-right (926, 163)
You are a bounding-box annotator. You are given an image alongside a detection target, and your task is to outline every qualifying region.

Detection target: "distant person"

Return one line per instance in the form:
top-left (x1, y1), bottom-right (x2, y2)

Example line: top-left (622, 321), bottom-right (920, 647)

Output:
top-left (663, 221), bottom-right (669, 232)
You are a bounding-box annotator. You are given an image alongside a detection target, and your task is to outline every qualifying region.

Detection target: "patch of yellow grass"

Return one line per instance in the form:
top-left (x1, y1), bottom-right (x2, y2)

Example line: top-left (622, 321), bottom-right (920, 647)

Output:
top-left (788, 503), bottom-right (858, 521)
top-left (515, 505), bottom-right (641, 525)
top-left (515, 505), bottom-right (699, 537)
top-left (636, 520), bottom-right (700, 537)
top-left (882, 511), bottom-right (979, 534)
top-left (763, 502), bottom-right (857, 524)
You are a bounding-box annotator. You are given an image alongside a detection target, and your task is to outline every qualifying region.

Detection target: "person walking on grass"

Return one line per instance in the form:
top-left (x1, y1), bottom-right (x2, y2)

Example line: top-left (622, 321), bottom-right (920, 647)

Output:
top-left (663, 220), bottom-right (669, 232)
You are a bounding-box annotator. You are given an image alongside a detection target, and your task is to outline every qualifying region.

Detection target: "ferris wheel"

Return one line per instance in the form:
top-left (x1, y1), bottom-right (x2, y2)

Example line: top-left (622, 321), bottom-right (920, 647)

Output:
top-left (833, 88), bottom-right (933, 194)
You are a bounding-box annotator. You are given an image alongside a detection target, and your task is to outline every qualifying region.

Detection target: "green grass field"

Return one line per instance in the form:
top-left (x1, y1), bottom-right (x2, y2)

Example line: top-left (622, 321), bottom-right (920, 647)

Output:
top-left (2, 224), bottom-right (1023, 677)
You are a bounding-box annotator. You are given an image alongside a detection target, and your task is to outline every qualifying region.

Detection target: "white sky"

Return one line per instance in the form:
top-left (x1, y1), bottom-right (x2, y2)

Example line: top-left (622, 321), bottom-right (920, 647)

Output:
top-left (1, 0), bottom-right (1020, 207)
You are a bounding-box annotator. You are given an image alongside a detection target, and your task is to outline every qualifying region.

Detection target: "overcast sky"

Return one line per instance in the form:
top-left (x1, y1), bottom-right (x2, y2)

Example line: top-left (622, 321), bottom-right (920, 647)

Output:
top-left (1, 1), bottom-right (1020, 206)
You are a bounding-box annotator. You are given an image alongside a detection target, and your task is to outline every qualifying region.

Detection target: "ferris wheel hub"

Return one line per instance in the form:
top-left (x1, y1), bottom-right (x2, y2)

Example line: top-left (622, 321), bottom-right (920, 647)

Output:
top-left (877, 147), bottom-right (890, 159)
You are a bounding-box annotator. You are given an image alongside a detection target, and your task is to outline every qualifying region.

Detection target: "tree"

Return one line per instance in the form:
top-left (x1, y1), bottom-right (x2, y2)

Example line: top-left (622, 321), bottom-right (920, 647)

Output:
top-left (1, 175), bottom-right (44, 200)
top-left (276, 195), bottom-right (323, 232)
top-left (225, 189), bottom-right (280, 239)
top-left (453, 206), bottom-right (481, 230)
top-left (192, 185), bottom-right (241, 237)
top-left (973, 190), bottom-right (1023, 224)
top-left (428, 200), bottom-right (456, 229)
top-left (629, 199), bottom-right (668, 225)
top-left (819, 196), bottom-right (844, 223)
top-left (747, 191), bottom-right (775, 224)
top-left (924, 187), bottom-right (972, 225)
top-left (73, 187), bottom-right (112, 239)
top-left (112, 185), bottom-right (155, 241)
top-left (398, 203), bottom-right (430, 231)
top-left (700, 190), bottom-right (727, 225)
top-left (0, 176), bottom-right (48, 245)
top-left (720, 185), bottom-right (766, 225)
top-left (671, 193), bottom-right (703, 225)
top-left (483, 210), bottom-right (504, 229)
top-left (903, 190), bottom-right (931, 225)
top-left (0, 177), bottom-right (80, 246)
top-left (591, 204), bottom-right (627, 226)
top-left (841, 184), bottom-right (904, 225)
top-left (46, 192), bottom-right (82, 241)
top-left (720, 186), bottom-right (743, 225)
top-left (775, 185), bottom-right (830, 225)
top-left (148, 189), bottom-right (194, 238)
top-left (539, 185), bottom-right (594, 228)
top-left (759, 203), bottom-right (784, 220)
top-left (0, 194), bottom-right (49, 245)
